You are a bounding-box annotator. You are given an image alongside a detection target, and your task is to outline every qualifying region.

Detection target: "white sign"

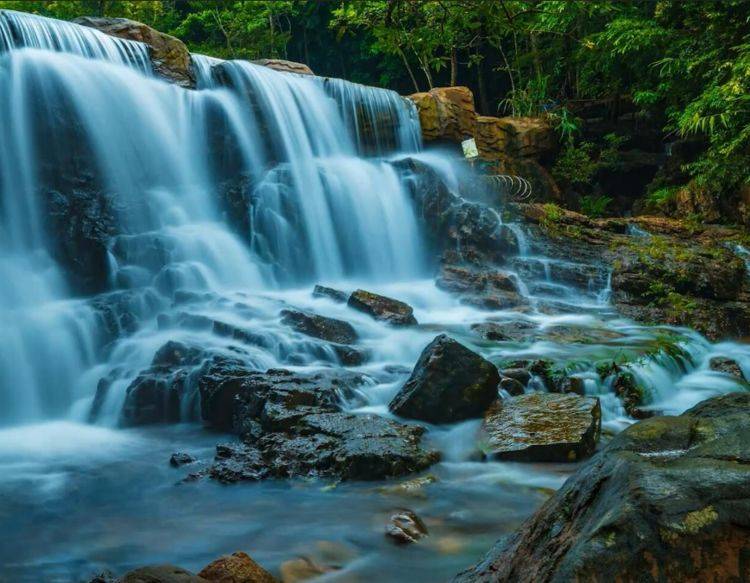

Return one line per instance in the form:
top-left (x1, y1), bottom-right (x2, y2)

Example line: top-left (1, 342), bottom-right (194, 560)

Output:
top-left (462, 137), bottom-right (479, 160)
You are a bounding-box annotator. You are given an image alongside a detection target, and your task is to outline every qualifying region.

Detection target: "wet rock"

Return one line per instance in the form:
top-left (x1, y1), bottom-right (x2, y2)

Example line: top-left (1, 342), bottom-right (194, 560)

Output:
top-left (457, 392), bottom-right (750, 583)
top-left (471, 321), bottom-right (536, 342)
top-left (386, 509), bottom-right (429, 544)
top-left (198, 551), bottom-right (276, 583)
top-left (280, 309), bottom-right (357, 344)
top-left (709, 357), bottom-right (746, 381)
top-left (279, 558), bottom-right (331, 583)
top-left (499, 368), bottom-right (531, 386)
top-left (169, 452), bottom-right (196, 467)
top-left (378, 474), bottom-right (438, 498)
top-left (252, 58), bottom-right (314, 76)
top-left (75, 17), bottom-right (194, 88)
top-left (499, 376), bottom-right (525, 396)
top-left (329, 343), bottom-right (367, 366)
top-left (209, 412), bottom-right (439, 482)
top-left (612, 369), bottom-right (650, 418)
top-left (479, 393), bottom-right (601, 462)
top-left (437, 265), bottom-right (526, 310)
top-left (347, 289), bottom-right (417, 326)
top-left (121, 565), bottom-right (206, 583)
top-left (407, 86), bottom-right (476, 142)
top-left (312, 285), bottom-right (348, 303)
top-left (475, 116), bottom-right (556, 161)
top-left (389, 334), bottom-right (500, 424)
top-left (88, 572), bottom-right (118, 583)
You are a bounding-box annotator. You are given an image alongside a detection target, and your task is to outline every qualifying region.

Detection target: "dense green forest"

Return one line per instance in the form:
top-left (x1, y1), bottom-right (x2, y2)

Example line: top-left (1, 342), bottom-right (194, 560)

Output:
top-left (3, 0), bottom-right (748, 201)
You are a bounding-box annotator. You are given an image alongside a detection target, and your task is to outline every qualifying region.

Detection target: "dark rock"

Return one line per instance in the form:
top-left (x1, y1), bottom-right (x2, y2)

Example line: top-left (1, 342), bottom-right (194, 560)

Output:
top-left (612, 369), bottom-right (649, 418)
top-left (280, 309), bottom-right (358, 344)
top-left (500, 368), bottom-right (532, 386)
top-left (348, 289), bottom-right (417, 326)
top-left (709, 357), bottom-right (746, 382)
top-left (499, 376), bottom-right (525, 396)
top-left (312, 284), bottom-right (348, 303)
top-left (121, 565), bottom-right (206, 583)
top-left (198, 551), bottom-right (276, 583)
top-left (471, 321), bottom-right (536, 342)
top-left (330, 343), bottom-right (367, 366)
top-left (457, 392), bottom-right (750, 582)
top-left (386, 509), bottom-right (429, 544)
top-left (437, 264), bottom-right (519, 296)
top-left (389, 334), bottom-right (500, 424)
top-left (479, 393), bottom-right (601, 462)
top-left (169, 452), bottom-right (195, 467)
top-left (209, 412), bottom-right (439, 482)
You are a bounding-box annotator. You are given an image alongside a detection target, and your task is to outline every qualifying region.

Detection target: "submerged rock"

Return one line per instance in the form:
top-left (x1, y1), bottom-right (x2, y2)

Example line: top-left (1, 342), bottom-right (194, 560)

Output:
top-left (457, 392), bottom-right (750, 582)
top-left (389, 334), bottom-right (500, 424)
top-left (386, 509), bottom-right (429, 544)
top-left (280, 309), bottom-right (357, 344)
top-left (347, 289), bottom-right (417, 326)
top-left (312, 285), bottom-right (348, 303)
top-left (198, 551), bottom-right (276, 583)
top-left (121, 565), bottom-right (206, 582)
top-left (479, 393), bottom-right (601, 462)
top-left (709, 356), bottom-right (746, 382)
top-left (169, 452), bottom-right (196, 467)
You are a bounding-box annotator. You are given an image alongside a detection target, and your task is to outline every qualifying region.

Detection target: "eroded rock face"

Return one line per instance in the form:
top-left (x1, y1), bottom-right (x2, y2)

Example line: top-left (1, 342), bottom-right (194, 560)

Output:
top-left (389, 334), bottom-right (500, 424)
top-left (252, 58), bottom-right (314, 76)
top-left (74, 17), bottom-right (194, 87)
top-left (475, 116), bottom-right (556, 161)
top-left (347, 289), bottom-right (417, 326)
top-left (198, 551), bottom-right (276, 583)
top-left (457, 392), bottom-right (750, 583)
top-left (280, 309), bottom-right (357, 344)
top-left (479, 393), bottom-right (601, 462)
top-left (407, 87), bottom-right (476, 142)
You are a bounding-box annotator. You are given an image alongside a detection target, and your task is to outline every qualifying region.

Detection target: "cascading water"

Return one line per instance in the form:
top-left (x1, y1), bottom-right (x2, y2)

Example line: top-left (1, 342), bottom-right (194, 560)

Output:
top-left (2, 10), bottom-right (750, 582)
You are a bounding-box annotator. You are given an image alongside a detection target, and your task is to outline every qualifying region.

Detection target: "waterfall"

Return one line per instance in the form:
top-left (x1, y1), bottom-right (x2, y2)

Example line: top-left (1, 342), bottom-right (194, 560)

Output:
top-left (0, 12), bottom-right (429, 426)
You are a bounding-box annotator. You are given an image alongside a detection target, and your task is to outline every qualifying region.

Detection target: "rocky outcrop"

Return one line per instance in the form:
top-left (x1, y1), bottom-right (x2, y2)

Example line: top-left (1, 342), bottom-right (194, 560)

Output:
top-left (475, 116), bottom-right (556, 161)
top-left (457, 392), bottom-right (750, 583)
top-left (75, 16), bottom-right (194, 87)
top-left (280, 309), bottom-right (358, 344)
top-left (479, 393), bottom-right (601, 462)
top-left (389, 334), bottom-right (500, 424)
top-left (347, 289), bottom-right (417, 326)
top-left (252, 58), bottom-right (314, 76)
top-left (407, 87), bottom-right (476, 142)
top-left (198, 551), bottom-right (276, 583)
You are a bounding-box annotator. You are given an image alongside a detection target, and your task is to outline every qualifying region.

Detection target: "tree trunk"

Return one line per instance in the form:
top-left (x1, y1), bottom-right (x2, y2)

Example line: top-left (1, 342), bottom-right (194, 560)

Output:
top-left (398, 46), bottom-right (421, 93)
top-left (450, 46), bottom-right (458, 86)
top-left (477, 56), bottom-right (490, 115)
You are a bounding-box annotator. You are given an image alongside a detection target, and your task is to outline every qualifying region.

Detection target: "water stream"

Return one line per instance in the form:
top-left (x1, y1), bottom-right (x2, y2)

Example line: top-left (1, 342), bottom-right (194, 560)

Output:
top-left (0, 10), bottom-right (748, 582)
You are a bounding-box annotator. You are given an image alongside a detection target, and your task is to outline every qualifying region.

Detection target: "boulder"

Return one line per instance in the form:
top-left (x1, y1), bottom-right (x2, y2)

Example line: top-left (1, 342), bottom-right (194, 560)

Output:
top-left (312, 285), bottom-right (348, 303)
top-left (407, 87), bottom-right (476, 142)
top-left (280, 309), bottom-right (357, 344)
top-left (499, 376), bottom-right (525, 396)
top-left (74, 17), bottom-right (194, 87)
top-left (198, 551), bottom-right (276, 583)
top-left (456, 392), bottom-right (750, 582)
top-left (169, 452), bottom-right (195, 467)
top-left (475, 116), bottom-right (556, 161)
top-left (209, 412), bottom-right (439, 482)
top-left (252, 58), bottom-right (314, 76)
top-left (347, 289), bottom-right (417, 326)
top-left (385, 509), bottom-right (429, 544)
top-left (479, 393), bottom-right (601, 462)
top-left (389, 334), bottom-right (500, 423)
top-left (709, 357), bottom-right (746, 382)
top-left (121, 565), bottom-right (206, 583)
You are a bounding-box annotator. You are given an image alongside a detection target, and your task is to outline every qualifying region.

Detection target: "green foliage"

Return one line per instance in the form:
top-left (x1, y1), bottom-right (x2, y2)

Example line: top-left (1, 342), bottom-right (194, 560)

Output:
top-left (552, 142), bottom-right (596, 186)
top-left (645, 186), bottom-right (679, 211)
top-left (580, 194), bottom-right (612, 218)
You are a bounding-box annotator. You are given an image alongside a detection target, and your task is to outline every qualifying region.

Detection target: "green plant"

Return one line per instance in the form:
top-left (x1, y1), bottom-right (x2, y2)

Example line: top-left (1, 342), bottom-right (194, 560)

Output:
top-left (580, 194), bottom-right (613, 218)
top-left (645, 186), bottom-right (679, 211)
top-left (552, 142), bottom-right (597, 186)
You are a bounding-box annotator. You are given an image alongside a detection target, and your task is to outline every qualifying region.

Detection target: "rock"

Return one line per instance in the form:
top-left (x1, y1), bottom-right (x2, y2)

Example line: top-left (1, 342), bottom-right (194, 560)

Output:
top-left (74, 17), bottom-right (194, 87)
top-left (611, 369), bottom-right (649, 418)
top-left (457, 392), bottom-right (750, 582)
top-left (499, 368), bottom-right (532, 386)
top-left (479, 393), bottom-right (601, 462)
top-left (210, 412), bottom-right (439, 482)
top-left (407, 87), bottom-right (476, 142)
top-left (169, 452), bottom-right (196, 467)
top-left (312, 285), bottom-right (348, 303)
top-left (385, 509), bottom-right (429, 544)
top-left (709, 357), bottom-right (746, 382)
top-left (378, 474), bottom-right (438, 498)
top-left (121, 565), bottom-right (206, 583)
top-left (198, 551), bottom-right (276, 583)
top-left (252, 58), bottom-right (314, 76)
top-left (475, 116), bottom-right (556, 161)
top-left (389, 334), bottom-right (500, 424)
top-left (437, 265), bottom-right (522, 310)
top-left (279, 558), bottom-right (330, 583)
top-left (280, 309), bottom-right (357, 344)
top-left (347, 289), bottom-right (417, 326)
top-left (499, 376), bottom-right (525, 396)
top-left (674, 181), bottom-right (721, 222)
top-left (471, 321), bottom-right (536, 342)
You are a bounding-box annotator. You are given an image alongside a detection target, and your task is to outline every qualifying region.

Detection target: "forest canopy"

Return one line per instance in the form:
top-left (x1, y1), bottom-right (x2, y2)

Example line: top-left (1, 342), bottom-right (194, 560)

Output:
top-left (2, 0), bottom-right (748, 196)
